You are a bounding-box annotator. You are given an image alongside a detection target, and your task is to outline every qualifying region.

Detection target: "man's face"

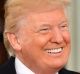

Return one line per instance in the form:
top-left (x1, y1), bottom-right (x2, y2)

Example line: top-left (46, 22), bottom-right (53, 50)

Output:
top-left (17, 7), bottom-right (70, 72)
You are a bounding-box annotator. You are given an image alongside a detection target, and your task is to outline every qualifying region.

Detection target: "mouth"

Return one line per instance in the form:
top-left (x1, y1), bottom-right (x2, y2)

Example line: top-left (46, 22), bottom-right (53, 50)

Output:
top-left (45, 47), bottom-right (63, 54)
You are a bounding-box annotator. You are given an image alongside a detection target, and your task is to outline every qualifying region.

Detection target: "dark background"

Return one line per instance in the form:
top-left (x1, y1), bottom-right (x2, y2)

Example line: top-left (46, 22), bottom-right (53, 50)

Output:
top-left (0, 0), bottom-right (5, 34)
top-left (0, 0), bottom-right (9, 64)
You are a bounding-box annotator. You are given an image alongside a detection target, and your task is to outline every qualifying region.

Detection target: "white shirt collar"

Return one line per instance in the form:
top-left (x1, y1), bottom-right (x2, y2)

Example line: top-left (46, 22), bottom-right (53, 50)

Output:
top-left (15, 57), bottom-right (58, 74)
top-left (15, 57), bottom-right (35, 74)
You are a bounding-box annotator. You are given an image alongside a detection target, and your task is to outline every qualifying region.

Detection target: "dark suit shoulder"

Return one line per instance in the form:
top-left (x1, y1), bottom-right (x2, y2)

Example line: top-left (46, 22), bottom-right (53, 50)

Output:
top-left (0, 57), bottom-right (16, 74)
top-left (59, 68), bottom-right (80, 74)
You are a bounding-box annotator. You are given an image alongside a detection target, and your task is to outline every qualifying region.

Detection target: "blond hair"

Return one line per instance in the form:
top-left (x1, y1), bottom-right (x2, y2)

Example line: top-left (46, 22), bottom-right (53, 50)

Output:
top-left (4, 0), bottom-right (69, 55)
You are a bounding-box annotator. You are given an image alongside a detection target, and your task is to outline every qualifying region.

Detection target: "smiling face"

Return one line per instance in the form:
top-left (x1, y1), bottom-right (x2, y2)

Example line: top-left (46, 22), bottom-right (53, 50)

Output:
top-left (14, 7), bottom-right (70, 73)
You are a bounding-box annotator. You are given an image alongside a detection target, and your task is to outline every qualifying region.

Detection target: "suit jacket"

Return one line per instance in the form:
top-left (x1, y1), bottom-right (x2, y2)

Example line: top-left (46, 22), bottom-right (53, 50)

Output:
top-left (0, 57), bottom-right (79, 74)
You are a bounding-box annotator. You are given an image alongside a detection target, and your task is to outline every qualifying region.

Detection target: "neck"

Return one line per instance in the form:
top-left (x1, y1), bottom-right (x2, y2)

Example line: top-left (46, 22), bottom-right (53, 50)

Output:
top-left (32, 66), bottom-right (59, 74)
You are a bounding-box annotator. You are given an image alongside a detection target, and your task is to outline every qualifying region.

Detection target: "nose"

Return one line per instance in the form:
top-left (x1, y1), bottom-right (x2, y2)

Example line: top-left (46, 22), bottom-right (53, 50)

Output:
top-left (50, 28), bottom-right (64, 44)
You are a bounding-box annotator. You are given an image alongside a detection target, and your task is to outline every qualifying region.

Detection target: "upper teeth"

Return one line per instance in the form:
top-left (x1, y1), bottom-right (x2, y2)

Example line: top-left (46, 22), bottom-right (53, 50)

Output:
top-left (46, 48), bottom-right (63, 54)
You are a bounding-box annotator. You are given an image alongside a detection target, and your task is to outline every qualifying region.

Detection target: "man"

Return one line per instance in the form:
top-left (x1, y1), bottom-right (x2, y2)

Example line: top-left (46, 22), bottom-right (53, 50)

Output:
top-left (0, 0), bottom-right (79, 74)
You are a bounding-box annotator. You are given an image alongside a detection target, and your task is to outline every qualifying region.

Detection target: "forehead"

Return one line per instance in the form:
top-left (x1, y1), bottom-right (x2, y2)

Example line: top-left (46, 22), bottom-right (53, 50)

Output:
top-left (17, 7), bottom-right (66, 27)
top-left (19, 5), bottom-right (66, 21)
top-left (28, 7), bottom-right (65, 20)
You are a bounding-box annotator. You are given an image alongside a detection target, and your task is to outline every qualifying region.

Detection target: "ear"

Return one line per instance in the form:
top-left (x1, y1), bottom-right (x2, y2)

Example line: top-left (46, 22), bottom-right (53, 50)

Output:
top-left (6, 33), bottom-right (21, 51)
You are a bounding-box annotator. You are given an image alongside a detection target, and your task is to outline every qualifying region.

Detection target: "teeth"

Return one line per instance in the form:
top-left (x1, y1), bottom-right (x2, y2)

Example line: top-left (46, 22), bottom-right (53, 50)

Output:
top-left (46, 48), bottom-right (63, 54)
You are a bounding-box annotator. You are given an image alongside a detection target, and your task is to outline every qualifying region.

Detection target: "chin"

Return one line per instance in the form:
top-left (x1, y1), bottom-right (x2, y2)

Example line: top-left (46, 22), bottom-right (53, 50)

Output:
top-left (45, 58), bottom-right (68, 70)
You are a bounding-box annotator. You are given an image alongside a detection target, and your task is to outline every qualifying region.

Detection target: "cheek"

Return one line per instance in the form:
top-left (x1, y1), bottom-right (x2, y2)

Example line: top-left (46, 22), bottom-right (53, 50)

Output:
top-left (63, 32), bottom-right (70, 44)
top-left (21, 36), bottom-right (50, 58)
top-left (33, 35), bottom-right (51, 48)
top-left (20, 32), bottom-right (51, 51)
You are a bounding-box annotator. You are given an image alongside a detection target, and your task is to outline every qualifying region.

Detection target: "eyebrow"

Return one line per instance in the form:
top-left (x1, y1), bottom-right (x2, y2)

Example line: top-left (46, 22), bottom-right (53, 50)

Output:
top-left (40, 23), bottom-right (51, 27)
top-left (59, 20), bottom-right (68, 25)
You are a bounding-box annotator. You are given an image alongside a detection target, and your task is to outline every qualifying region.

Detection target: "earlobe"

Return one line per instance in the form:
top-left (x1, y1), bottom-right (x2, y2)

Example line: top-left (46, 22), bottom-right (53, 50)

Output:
top-left (7, 33), bottom-right (21, 51)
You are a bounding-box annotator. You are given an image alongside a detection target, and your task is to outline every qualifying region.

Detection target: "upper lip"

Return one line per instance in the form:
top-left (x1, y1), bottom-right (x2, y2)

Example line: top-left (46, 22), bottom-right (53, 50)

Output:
top-left (45, 47), bottom-right (63, 50)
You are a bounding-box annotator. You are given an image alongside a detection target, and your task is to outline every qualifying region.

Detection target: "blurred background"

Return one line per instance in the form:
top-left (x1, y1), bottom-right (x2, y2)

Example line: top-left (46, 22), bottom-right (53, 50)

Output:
top-left (0, 0), bottom-right (9, 64)
top-left (0, 0), bottom-right (80, 72)
top-left (66, 0), bottom-right (80, 72)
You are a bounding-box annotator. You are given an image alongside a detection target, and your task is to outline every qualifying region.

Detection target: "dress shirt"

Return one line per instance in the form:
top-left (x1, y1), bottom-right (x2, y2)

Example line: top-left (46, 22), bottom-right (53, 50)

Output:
top-left (15, 57), bottom-right (35, 74)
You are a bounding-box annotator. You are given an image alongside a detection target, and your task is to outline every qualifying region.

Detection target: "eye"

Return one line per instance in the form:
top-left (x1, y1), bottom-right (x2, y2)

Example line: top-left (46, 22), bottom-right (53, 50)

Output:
top-left (40, 27), bottom-right (49, 31)
top-left (38, 27), bottom-right (51, 34)
top-left (60, 22), bottom-right (69, 31)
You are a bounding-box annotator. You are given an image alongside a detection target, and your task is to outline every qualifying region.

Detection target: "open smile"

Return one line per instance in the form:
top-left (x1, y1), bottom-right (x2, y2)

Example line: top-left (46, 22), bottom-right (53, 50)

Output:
top-left (45, 47), bottom-right (63, 54)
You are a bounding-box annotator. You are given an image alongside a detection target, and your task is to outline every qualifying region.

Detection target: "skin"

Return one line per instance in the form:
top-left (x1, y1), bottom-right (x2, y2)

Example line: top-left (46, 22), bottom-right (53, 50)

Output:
top-left (7, 7), bottom-right (71, 74)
